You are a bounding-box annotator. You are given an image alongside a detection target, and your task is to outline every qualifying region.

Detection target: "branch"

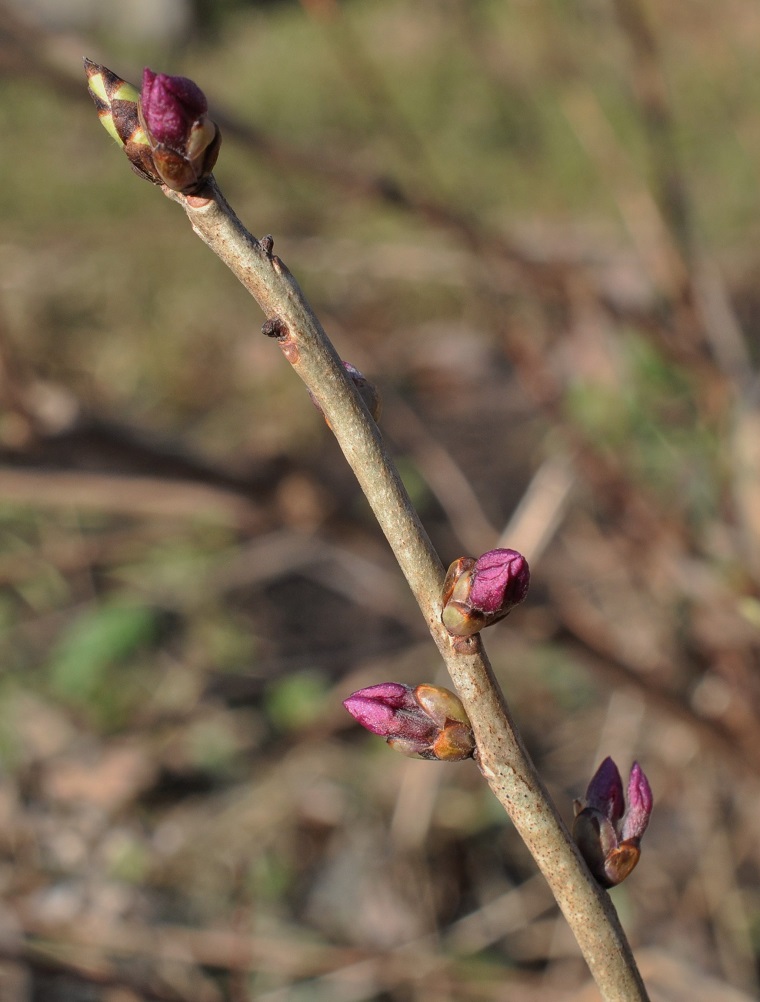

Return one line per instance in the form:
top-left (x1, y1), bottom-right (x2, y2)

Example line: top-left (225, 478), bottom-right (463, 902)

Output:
top-left (163, 178), bottom-right (649, 1001)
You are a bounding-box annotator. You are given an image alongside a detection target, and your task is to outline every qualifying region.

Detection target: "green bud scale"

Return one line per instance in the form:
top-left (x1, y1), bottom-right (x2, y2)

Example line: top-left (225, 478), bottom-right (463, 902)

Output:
top-left (84, 58), bottom-right (162, 185)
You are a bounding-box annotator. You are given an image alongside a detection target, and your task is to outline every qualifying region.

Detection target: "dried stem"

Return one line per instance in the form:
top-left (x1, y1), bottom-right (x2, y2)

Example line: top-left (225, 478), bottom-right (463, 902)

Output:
top-left (163, 178), bottom-right (649, 1002)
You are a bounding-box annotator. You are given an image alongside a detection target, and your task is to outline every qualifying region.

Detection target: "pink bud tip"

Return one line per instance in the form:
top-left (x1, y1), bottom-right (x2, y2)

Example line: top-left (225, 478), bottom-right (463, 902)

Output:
top-left (343, 683), bottom-right (418, 737)
top-left (346, 682), bottom-right (414, 708)
top-left (469, 548), bottom-right (530, 615)
top-left (141, 68), bottom-right (208, 149)
top-left (622, 761), bottom-right (653, 842)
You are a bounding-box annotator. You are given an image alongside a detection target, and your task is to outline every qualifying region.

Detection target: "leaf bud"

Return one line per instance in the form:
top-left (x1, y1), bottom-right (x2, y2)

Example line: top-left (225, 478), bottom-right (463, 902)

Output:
top-left (84, 58), bottom-right (161, 185)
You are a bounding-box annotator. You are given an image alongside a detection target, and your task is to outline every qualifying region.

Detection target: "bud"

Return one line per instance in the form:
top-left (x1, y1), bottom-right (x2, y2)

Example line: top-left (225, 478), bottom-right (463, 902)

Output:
top-left (84, 58), bottom-right (161, 185)
top-left (343, 362), bottom-right (382, 422)
top-left (573, 757), bottom-right (653, 888)
top-left (441, 548), bottom-right (530, 638)
top-left (309, 361), bottom-right (382, 427)
top-left (138, 68), bottom-right (221, 193)
top-left (343, 682), bottom-right (475, 761)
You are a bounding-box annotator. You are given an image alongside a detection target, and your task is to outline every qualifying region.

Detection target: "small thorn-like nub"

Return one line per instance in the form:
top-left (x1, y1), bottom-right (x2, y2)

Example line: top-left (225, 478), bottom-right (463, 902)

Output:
top-left (261, 317), bottom-right (289, 339)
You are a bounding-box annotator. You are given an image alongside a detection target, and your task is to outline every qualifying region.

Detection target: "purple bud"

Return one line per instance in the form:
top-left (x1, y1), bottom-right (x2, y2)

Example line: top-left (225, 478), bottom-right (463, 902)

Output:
top-left (573, 758), bottom-right (653, 888)
top-left (138, 68), bottom-right (221, 193)
top-left (584, 756), bottom-right (625, 824)
top-left (470, 549), bottom-right (530, 614)
top-left (343, 683), bottom-right (430, 741)
top-left (441, 549), bottom-right (529, 638)
top-left (621, 762), bottom-right (653, 842)
top-left (343, 683), bottom-right (475, 761)
top-left (141, 69), bottom-right (207, 148)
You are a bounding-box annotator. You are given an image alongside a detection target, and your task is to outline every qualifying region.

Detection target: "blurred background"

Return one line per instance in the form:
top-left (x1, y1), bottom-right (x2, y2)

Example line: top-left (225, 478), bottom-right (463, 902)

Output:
top-left (1, 0), bottom-right (760, 999)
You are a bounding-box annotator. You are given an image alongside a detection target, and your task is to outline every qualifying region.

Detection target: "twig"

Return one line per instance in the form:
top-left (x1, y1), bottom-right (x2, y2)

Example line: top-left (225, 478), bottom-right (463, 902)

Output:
top-left (551, 594), bottom-right (760, 779)
top-left (0, 939), bottom-right (196, 1002)
top-left (0, 466), bottom-right (262, 525)
top-left (162, 177), bottom-right (649, 1001)
top-left (379, 389), bottom-right (499, 554)
top-left (610, 0), bottom-right (693, 259)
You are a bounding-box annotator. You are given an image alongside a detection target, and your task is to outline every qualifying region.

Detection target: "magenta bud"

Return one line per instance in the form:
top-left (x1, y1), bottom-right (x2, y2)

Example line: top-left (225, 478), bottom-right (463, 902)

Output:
top-left (342, 683), bottom-right (423, 737)
top-left (573, 758), bottom-right (653, 888)
top-left (441, 548), bottom-right (529, 637)
top-left (141, 69), bottom-right (207, 147)
top-left (470, 549), bottom-right (530, 614)
top-left (621, 762), bottom-right (653, 842)
top-left (139, 68), bottom-right (221, 193)
top-left (343, 682), bottom-right (475, 761)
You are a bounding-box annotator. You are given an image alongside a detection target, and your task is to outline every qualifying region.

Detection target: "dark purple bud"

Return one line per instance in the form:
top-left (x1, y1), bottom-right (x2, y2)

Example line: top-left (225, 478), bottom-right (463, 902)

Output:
top-left (141, 69), bottom-right (207, 148)
top-left (584, 755), bottom-right (625, 824)
top-left (573, 758), bottom-right (653, 888)
top-left (441, 548), bottom-right (529, 638)
top-left (343, 682), bottom-right (475, 761)
top-left (138, 68), bottom-right (221, 193)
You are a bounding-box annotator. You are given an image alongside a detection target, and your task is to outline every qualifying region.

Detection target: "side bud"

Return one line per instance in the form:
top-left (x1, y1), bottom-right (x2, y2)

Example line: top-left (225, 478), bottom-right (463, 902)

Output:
top-left (441, 548), bottom-right (530, 637)
top-left (84, 58), bottom-right (161, 185)
top-left (573, 757), bottom-right (653, 888)
top-left (139, 68), bottom-right (221, 193)
top-left (343, 682), bottom-right (475, 761)
top-left (309, 361), bottom-right (382, 428)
